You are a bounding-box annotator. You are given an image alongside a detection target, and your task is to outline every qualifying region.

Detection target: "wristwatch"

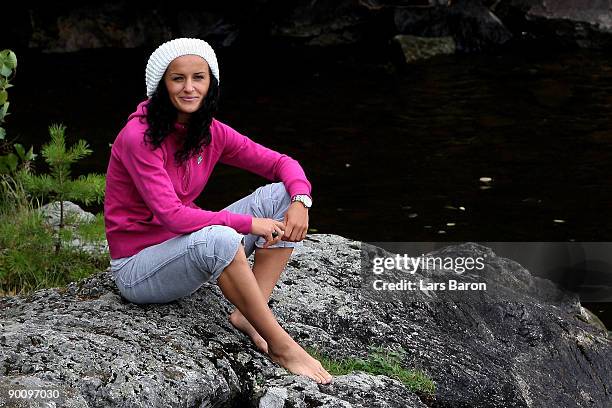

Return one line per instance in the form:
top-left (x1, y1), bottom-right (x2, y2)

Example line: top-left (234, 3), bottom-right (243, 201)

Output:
top-left (291, 194), bottom-right (312, 208)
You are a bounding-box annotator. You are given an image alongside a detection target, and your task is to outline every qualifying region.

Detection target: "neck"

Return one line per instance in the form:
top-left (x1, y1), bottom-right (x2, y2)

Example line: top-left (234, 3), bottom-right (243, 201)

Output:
top-left (177, 112), bottom-right (190, 124)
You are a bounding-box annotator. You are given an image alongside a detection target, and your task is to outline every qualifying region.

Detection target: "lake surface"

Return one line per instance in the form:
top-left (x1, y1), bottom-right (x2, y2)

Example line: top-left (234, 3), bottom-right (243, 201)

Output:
top-left (5, 42), bottom-right (611, 327)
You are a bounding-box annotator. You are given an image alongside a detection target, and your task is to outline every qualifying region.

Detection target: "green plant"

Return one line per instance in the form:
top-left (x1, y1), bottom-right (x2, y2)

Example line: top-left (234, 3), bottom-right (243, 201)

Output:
top-left (0, 179), bottom-right (109, 296)
top-left (0, 49), bottom-right (17, 140)
top-left (0, 49), bottom-right (36, 176)
top-left (0, 143), bottom-right (37, 174)
top-left (75, 212), bottom-right (106, 244)
top-left (307, 346), bottom-right (436, 396)
top-left (0, 214), bottom-right (110, 296)
top-left (19, 124), bottom-right (106, 253)
top-left (0, 171), bottom-right (31, 214)
top-left (0, 165), bottom-right (109, 296)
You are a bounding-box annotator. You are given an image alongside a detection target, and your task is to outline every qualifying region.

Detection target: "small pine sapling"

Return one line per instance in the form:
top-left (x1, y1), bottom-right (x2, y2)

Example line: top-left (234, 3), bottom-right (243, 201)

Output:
top-left (19, 124), bottom-right (106, 252)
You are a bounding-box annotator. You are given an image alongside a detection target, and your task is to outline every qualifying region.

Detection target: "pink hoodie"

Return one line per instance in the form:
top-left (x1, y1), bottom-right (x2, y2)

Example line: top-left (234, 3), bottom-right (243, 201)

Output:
top-left (104, 101), bottom-right (312, 259)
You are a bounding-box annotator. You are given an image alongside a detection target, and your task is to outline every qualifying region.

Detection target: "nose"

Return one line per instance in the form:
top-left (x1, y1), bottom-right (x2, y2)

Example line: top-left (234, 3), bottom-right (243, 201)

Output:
top-left (184, 79), bottom-right (195, 92)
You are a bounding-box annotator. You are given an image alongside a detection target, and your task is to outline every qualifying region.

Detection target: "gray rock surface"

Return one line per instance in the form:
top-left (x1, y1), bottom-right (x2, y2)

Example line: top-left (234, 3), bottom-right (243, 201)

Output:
top-left (1, 235), bottom-right (610, 407)
top-left (259, 373), bottom-right (428, 408)
top-left (495, 0), bottom-right (612, 48)
top-left (38, 201), bottom-right (96, 228)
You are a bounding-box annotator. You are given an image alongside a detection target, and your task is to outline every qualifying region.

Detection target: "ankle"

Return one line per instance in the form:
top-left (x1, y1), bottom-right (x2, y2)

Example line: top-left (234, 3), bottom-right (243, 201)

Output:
top-left (268, 336), bottom-right (297, 356)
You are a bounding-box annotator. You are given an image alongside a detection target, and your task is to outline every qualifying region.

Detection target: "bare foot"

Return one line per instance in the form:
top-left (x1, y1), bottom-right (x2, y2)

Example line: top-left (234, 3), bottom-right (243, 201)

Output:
top-left (229, 310), bottom-right (269, 353)
top-left (268, 339), bottom-right (333, 384)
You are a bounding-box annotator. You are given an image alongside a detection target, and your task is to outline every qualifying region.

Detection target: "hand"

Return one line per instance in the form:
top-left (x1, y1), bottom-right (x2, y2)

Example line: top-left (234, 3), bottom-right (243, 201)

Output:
top-left (282, 201), bottom-right (309, 242)
top-left (251, 217), bottom-right (286, 248)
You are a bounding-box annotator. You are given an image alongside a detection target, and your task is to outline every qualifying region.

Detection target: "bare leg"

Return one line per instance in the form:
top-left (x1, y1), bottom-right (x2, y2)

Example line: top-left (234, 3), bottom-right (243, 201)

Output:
top-left (229, 247), bottom-right (292, 353)
top-left (218, 245), bottom-right (332, 384)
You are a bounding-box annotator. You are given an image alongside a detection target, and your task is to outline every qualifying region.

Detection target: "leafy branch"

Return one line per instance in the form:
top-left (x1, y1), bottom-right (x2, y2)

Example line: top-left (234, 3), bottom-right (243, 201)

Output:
top-left (0, 49), bottom-right (17, 141)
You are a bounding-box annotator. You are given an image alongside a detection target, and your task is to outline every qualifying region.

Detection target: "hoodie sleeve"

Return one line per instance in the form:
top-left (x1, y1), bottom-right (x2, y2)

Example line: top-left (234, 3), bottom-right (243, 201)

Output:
top-left (214, 120), bottom-right (312, 198)
top-left (119, 129), bottom-right (252, 234)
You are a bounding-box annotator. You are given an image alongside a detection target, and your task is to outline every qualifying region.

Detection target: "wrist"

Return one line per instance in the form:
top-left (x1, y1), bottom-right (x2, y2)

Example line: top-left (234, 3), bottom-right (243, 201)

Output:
top-left (290, 200), bottom-right (309, 210)
top-left (291, 194), bottom-right (312, 209)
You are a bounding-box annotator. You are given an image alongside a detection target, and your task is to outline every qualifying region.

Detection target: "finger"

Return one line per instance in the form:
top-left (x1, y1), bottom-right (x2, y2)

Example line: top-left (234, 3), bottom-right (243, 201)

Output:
top-left (271, 227), bottom-right (283, 245)
top-left (274, 219), bottom-right (287, 230)
top-left (298, 225), bottom-right (307, 241)
top-left (283, 224), bottom-right (294, 241)
top-left (290, 225), bottom-right (303, 242)
top-left (263, 231), bottom-right (274, 247)
top-left (265, 235), bottom-right (277, 248)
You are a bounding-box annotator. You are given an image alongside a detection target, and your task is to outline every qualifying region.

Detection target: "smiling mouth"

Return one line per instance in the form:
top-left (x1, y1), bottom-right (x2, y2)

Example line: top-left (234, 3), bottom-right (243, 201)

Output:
top-left (180, 97), bottom-right (198, 101)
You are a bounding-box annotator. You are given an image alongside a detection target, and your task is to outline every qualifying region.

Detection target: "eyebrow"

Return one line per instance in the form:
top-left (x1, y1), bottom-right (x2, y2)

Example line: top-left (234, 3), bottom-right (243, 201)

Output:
top-left (169, 72), bottom-right (207, 76)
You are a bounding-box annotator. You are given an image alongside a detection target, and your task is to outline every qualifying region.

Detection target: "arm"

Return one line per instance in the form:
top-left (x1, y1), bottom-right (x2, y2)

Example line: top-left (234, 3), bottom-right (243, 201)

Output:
top-left (215, 120), bottom-right (312, 198)
top-left (215, 120), bottom-right (312, 241)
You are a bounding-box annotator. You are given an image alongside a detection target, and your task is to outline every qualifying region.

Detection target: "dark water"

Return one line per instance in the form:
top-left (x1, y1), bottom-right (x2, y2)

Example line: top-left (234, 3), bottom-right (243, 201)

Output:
top-left (5, 43), bottom-right (612, 328)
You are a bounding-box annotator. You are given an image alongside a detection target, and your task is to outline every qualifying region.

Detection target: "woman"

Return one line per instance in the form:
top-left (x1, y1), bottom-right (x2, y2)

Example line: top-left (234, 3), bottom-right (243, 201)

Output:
top-left (104, 38), bottom-right (332, 384)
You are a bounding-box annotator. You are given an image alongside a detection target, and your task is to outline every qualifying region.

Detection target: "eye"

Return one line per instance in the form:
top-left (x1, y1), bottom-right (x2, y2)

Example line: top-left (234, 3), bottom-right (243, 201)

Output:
top-left (194, 74), bottom-right (205, 80)
top-left (171, 76), bottom-right (184, 82)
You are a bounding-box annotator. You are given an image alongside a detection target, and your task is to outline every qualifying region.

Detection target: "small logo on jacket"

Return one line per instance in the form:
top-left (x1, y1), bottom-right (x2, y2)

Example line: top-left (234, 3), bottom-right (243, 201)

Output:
top-left (197, 155), bottom-right (203, 164)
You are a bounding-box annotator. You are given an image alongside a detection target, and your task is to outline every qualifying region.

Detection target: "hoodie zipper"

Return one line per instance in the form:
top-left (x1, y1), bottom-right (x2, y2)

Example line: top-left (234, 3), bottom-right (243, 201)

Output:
top-left (182, 160), bottom-right (190, 191)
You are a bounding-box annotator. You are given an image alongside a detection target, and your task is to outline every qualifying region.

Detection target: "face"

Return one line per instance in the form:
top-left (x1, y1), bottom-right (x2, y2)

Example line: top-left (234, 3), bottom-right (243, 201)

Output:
top-left (163, 55), bottom-right (211, 123)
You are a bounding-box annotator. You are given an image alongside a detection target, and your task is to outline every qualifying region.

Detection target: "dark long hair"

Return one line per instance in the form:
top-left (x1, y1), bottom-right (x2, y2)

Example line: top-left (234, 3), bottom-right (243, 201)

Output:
top-left (144, 68), bottom-right (220, 165)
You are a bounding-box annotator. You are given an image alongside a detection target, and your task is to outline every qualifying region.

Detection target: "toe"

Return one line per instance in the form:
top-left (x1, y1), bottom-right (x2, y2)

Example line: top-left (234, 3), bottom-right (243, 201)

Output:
top-left (319, 369), bottom-right (332, 384)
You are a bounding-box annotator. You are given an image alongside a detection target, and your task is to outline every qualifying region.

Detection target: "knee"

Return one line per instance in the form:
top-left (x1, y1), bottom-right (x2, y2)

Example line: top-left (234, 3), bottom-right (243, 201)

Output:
top-left (189, 225), bottom-right (244, 274)
top-left (229, 243), bottom-right (248, 266)
top-left (270, 182), bottom-right (291, 202)
top-left (205, 225), bottom-right (243, 254)
top-left (256, 182), bottom-right (291, 219)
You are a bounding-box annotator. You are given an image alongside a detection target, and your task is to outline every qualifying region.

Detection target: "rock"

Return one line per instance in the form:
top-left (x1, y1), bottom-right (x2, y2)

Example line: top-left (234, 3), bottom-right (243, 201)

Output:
top-left (495, 0), bottom-right (612, 48)
top-left (393, 35), bottom-right (456, 63)
top-left (27, 3), bottom-right (171, 52)
top-left (526, 0), bottom-right (612, 31)
top-left (260, 373), bottom-right (428, 407)
top-left (38, 201), bottom-right (95, 228)
top-left (393, 0), bottom-right (513, 52)
top-left (25, 2), bottom-right (237, 52)
top-left (6, 1), bottom-right (612, 53)
top-left (0, 376), bottom-right (88, 407)
top-left (267, 2), bottom-right (374, 47)
top-left (1, 235), bottom-right (610, 407)
top-left (579, 305), bottom-right (608, 333)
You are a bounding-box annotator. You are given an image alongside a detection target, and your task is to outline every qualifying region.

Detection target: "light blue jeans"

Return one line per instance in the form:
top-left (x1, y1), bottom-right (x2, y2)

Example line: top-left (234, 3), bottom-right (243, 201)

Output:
top-left (111, 182), bottom-right (298, 304)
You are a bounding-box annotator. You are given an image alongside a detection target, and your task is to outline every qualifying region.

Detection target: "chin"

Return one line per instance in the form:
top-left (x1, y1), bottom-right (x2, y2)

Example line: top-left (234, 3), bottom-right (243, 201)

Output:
top-left (181, 103), bottom-right (203, 112)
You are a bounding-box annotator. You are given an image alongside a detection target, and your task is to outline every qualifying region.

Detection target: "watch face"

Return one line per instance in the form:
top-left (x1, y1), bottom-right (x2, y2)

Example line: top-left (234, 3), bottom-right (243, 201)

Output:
top-left (294, 195), bottom-right (312, 207)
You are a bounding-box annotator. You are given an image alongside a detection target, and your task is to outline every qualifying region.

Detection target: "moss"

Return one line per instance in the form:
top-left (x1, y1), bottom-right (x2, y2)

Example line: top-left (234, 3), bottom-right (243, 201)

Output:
top-left (306, 346), bottom-right (436, 396)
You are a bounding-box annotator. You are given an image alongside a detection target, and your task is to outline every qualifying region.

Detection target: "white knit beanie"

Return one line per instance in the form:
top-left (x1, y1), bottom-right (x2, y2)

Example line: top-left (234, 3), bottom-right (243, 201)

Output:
top-left (145, 38), bottom-right (220, 98)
